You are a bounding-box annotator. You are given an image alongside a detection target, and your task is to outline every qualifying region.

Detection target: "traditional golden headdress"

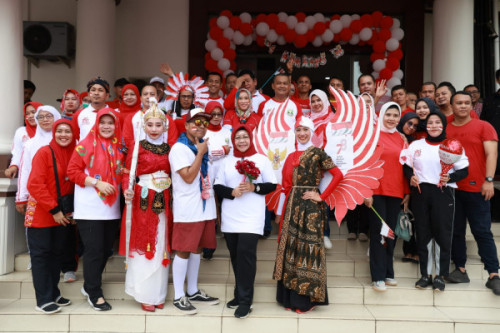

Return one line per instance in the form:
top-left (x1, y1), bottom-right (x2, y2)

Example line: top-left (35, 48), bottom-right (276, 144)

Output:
top-left (143, 97), bottom-right (167, 131)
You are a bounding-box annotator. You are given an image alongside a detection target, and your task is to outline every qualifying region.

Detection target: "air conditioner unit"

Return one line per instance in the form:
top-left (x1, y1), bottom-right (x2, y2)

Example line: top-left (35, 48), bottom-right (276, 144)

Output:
top-left (23, 21), bottom-right (75, 59)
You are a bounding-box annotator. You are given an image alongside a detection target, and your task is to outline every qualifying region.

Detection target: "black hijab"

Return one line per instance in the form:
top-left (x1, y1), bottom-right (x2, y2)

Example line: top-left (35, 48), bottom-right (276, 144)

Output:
top-left (425, 110), bottom-right (447, 143)
top-left (415, 97), bottom-right (439, 132)
top-left (397, 112), bottom-right (419, 142)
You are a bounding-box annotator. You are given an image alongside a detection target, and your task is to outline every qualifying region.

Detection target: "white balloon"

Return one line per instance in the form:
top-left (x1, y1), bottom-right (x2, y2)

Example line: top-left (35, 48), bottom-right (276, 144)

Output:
top-left (211, 48), bottom-right (224, 61)
top-left (313, 13), bottom-right (325, 23)
top-left (386, 38), bottom-right (399, 52)
top-left (340, 14), bottom-right (352, 28)
top-left (224, 69), bottom-right (233, 77)
top-left (321, 29), bottom-right (334, 43)
top-left (267, 29), bottom-right (278, 43)
top-left (205, 39), bottom-right (217, 52)
top-left (391, 27), bottom-right (404, 41)
top-left (349, 33), bottom-right (360, 45)
top-left (393, 69), bottom-right (404, 80)
top-left (218, 58), bottom-right (230, 71)
top-left (305, 16), bottom-right (317, 29)
top-left (217, 16), bottom-right (230, 30)
top-left (243, 35), bottom-right (253, 46)
top-left (386, 77), bottom-right (402, 89)
top-left (330, 20), bottom-right (343, 33)
top-left (286, 15), bottom-right (298, 29)
top-left (233, 31), bottom-right (245, 45)
top-left (295, 22), bottom-right (308, 35)
top-left (372, 71), bottom-right (380, 79)
top-left (359, 27), bottom-right (373, 41)
top-left (240, 12), bottom-right (252, 23)
top-left (392, 18), bottom-right (401, 29)
top-left (256, 22), bottom-right (270, 36)
top-left (351, 14), bottom-right (360, 20)
top-left (277, 35), bottom-right (286, 45)
top-left (223, 28), bottom-right (234, 39)
top-left (373, 59), bottom-right (386, 72)
top-left (278, 12), bottom-right (288, 22)
top-left (312, 36), bottom-right (323, 47)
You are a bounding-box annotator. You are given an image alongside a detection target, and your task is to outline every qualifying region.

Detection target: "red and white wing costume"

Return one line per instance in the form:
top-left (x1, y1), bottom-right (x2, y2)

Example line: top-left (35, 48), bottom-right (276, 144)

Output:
top-left (165, 72), bottom-right (210, 108)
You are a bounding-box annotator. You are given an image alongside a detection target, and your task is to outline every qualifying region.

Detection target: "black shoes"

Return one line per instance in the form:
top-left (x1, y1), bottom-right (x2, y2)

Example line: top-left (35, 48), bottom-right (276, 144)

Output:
top-left (486, 275), bottom-right (500, 295)
top-left (81, 287), bottom-right (112, 311)
top-left (173, 296), bottom-right (197, 315)
top-left (35, 302), bottom-right (60, 314)
top-left (445, 268), bottom-right (470, 283)
top-left (433, 276), bottom-right (445, 292)
top-left (55, 296), bottom-right (71, 307)
top-left (234, 304), bottom-right (252, 318)
top-left (415, 276), bottom-right (432, 289)
top-left (226, 298), bottom-right (239, 309)
top-left (187, 289), bottom-right (220, 305)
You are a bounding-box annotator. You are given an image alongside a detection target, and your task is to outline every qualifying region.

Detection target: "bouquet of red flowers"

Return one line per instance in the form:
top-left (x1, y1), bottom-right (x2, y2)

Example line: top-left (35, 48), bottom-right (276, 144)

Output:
top-left (235, 160), bottom-right (260, 183)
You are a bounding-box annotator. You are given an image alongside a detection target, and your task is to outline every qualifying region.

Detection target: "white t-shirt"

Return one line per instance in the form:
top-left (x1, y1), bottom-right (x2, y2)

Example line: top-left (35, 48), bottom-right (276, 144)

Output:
top-left (10, 127), bottom-right (30, 168)
top-left (215, 154), bottom-right (277, 235)
top-left (251, 91), bottom-right (267, 113)
top-left (169, 142), bottom-right (217, 222)
top-left (204, 127), bottom-right (233, 179)
top-left (400, 138), bottom-right (469, 189)
top-left (76, 105), bottom-right (99, 141)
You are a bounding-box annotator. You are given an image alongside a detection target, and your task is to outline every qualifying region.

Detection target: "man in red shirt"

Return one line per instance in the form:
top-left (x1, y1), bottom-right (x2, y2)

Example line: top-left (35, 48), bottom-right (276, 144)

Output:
top-left (294, 75), bottom-right (312, 115)
top-left (446, 91), bottom-right (500, 295)
top-left (391, 85), bottom-right (413, 116)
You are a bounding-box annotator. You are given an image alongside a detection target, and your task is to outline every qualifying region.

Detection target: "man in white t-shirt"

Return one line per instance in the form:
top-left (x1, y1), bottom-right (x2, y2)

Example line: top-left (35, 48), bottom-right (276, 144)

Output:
top-left (169, 108), bottom-right (219, 314)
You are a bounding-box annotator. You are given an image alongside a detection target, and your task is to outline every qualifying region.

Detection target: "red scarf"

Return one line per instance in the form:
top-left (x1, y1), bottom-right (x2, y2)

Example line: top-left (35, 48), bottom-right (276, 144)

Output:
top-left (232, 125), bottom-right (257, 157)
top-left (119, 84), bottom-right (141, 115)
top-left (60, 89), bottom-right (80, 114)
top-left (75, 108), bottom-right (124, 206)
top-left (204, 100), bottom-right (223, 131)
top-left (23, 101), bottom-right (42, 138)
top-left (49, 119), bottom-right (76, 172)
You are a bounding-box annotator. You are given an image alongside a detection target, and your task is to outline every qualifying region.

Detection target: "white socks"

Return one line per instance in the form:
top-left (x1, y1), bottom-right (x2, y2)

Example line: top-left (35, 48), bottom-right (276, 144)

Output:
top-left (172, 256), bottom-right (189, 299)
top-left (187, 253), bottom-right (201, 295)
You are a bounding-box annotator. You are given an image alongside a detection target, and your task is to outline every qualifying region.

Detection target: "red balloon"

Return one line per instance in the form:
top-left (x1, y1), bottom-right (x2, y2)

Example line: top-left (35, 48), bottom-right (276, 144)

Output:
top-left (367, 31), bottom-right (378, 45)
top-left (350, 20), bottom-right (363, 33)
top-left (306, 30), bottom-right (316, 42)
top-left (230, 16), bottom-right (241, 30)
top-left (296, 12), bottom-right (306, 22)
top-left (373, 40), bottom-right (386, 53)
top-left (333, 33), bottom-right (341, 43)
top-left (276, 22), bottom-right (288, 35)
top-left (240, 23), bottom-right (253, 35)
top-left (209, 26), bottom-right (223, 40)
top-left (359, 41), bottom-right (366, 46)
top-left (205, 52), bottom-right (212, 62)
top-left (361, 14), bottom-right (373, 27)
top-left (378, 29), bottom-right (392, 41)
top-left (267, 13), bottom-right (279, 29)
top-left (218, 37), bottom-right (231, 50)
top-left (380, 16), bottom-right (394, 29)
top-left (386, 57), bottom-right (400, 71)
top-left (380, 68), bottom-right (393, 80)
top-left (389, 49), bottom-right (404, 60)
top-left (284, 29), bottom-right (297, 43)
top-left (313, 22), bottom-right (326, 35)
top-left (230, 61), bottom-right (237, 71)
top-left (331, 14), bottom-right (341, 21)
top-left (224, 48), bottom-right (236, 61)
top-left (256, 35), bottom-right (266, 47)
top-left (251, 19), bottom-right (256, 27)
top-left (256, 14), bottom-right (266, 23)
top-left (371, 11), bottom-right (383, 27)
top-left (370, 52), bottom-right (385, 62)
top-left (220, 10), bottom-right (232, 18)
top-left (209, 17), bottom-right (217, 28)
top-left (295, 34), bottom-right (308, 48)
top-left (339, 28), bottom-right (353, 41)
top-left (205, 59), bottom-right (218, 71)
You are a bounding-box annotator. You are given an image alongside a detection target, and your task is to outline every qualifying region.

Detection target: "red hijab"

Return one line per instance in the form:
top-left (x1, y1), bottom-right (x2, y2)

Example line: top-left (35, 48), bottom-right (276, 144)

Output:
top-left (49, 119), bottom-right (76, 171)
top-left (204, 101), bottom-right (223, 131)
top-left (79, 92), bottom-right (88, 104)
top-left (119, 84), bottom-right (141, 114)
top-left (75, 108), bottom-right (124, 206)
top-left (23, 101), bottom-right (43, 138)
top-left (231, 125), bottom-right (257, 158)
top-left (60, 89), bottom-right (80, 114)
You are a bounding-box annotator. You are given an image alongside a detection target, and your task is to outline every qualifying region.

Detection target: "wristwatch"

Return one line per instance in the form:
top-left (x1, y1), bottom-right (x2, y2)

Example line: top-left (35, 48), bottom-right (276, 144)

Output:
top-left (485, 177), bottom-right (494, 182)
top-left (254, 185), bottom-right (260, 193)
top-left (91, 178), bottom-right (98, 187)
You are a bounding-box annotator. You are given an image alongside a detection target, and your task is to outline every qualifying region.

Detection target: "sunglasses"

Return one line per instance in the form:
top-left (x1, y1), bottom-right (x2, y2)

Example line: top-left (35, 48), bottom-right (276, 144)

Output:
top-left (192, 119), bottom-right (209, 127)
top-left (406, 121), bottom-right (418, 129)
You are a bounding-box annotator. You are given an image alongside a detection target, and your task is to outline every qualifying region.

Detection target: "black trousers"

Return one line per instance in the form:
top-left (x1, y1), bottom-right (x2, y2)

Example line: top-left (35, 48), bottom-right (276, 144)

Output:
top-left (224, 232), bottom-right (260, 306)
top-left (346, 204), bottom-right (369, 234)
top-left (77, 219), bottom-right (119, 302)
top-left (61, 224), bottom-right (79, 273)
top-left (368, 195), bottom-right (401, 282)
top-left (28, 225), bottom-right (66, 307)
top-left (411, 184), bottom-right (454, 277)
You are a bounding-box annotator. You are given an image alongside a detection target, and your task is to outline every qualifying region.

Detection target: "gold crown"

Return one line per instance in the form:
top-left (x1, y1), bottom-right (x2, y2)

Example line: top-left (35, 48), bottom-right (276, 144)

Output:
top-left (143, 98), bottom-right (167, 124)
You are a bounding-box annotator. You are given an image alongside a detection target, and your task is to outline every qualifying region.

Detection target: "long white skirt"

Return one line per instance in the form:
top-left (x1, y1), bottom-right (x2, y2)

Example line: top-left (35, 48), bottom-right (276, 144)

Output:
top-left (125, 212), bottom-right (169, 305)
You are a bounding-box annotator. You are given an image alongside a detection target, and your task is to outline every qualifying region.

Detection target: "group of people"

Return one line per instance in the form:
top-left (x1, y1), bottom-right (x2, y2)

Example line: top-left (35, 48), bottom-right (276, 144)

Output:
top-left (8, 66), bottom-right (499, 318)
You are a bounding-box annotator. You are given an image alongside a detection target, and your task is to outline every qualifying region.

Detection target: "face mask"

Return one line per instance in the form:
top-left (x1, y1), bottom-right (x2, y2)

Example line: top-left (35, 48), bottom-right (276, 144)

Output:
top-left (82, 103), bottom-right (89, 108)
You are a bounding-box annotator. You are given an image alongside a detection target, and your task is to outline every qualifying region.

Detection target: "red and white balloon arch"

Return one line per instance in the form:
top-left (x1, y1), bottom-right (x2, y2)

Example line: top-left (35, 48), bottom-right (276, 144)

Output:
top-left (204, 10), bottom-right (405, 89)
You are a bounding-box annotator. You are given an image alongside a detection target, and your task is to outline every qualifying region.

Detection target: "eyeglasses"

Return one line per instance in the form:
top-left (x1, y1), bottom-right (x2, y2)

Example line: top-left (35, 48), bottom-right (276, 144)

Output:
top-left (406, 121), bottom-right (418, 129)
top-left (37, 114), bottom-right (54, 120)
top-left (211, 113), bottom-right (223, 118)
top-left (192, 119), bottom-right (209, 127)
top-left (180, 94), bottom-right (193, 99)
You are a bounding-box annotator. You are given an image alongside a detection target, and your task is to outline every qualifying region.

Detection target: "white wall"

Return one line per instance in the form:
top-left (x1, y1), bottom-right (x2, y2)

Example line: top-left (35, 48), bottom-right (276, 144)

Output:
top-left (423, 12), bottom-right (433, 83)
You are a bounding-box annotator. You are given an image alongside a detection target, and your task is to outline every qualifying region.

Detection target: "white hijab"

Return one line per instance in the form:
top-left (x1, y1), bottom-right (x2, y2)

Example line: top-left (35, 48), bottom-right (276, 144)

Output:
top-left (378, 102), bottom-right (401, 133)
top-left (309, 89), bottom-right (330, 121)
top-left (295, 116), bottom-right (315, 151)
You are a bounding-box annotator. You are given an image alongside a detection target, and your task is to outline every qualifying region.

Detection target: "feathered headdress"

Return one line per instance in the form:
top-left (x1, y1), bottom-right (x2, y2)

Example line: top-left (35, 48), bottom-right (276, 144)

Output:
top-left (165, 72), bottom-right (209, 107)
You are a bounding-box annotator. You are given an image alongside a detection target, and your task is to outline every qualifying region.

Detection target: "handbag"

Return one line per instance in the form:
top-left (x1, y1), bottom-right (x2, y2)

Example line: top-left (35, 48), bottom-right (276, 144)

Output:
top-left (49, 147), bottom-right (74, 215)
top-left (395, 210), bottom-right (414, 242)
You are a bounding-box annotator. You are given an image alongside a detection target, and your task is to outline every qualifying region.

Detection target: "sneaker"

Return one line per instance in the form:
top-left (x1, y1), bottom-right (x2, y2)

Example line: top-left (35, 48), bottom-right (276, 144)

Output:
top-left (372, 280), bottom-right (387, 292)
top-left (63, 271), bottom-right (77, 283)
top-left (262, 229), bottom-right (271, 239)
top-left (173, 296), bottom-right (197, 315)
top-left (433, 276), bottom-right (445, 292)
top-left (415, 276), bottom-right (432, 289)
top-left (55, 296), bottom-right (71, 307)
top-left (234, 304), bottom-right (252, 318)
top-left (384, 278), bottom-right (398, 286)
top-left (226, 298), bottom-right (239, 309)
top-left (485, 275), bottom-right (500, 295)
top-left (347, 232), bottom-right (357, 240)
top-left (445, 268), bottom-right (470, 283)
top-left (358, 233), bottom-right (369, 242)
top-left (324, 237), bottom-right (333, 249)
top-left (187, 289), bottom-right (220, 305)
top-left (35, 302), bottom-right (60, 314)
top-left (202, 248), bottom-right (215, 260)
top-left (81, 287), bottom-right (111, 311)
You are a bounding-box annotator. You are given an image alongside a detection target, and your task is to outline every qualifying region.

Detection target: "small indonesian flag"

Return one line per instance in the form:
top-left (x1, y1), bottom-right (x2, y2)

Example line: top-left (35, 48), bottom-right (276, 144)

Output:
top-left (380, 222), bottom-right (395, 240)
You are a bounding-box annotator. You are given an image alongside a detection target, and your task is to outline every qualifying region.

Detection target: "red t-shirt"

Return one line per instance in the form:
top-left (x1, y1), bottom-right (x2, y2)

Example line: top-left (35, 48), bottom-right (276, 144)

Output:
top-left (401, 107), bottom-right (413, 117)
top-left (446, 110), bottom-right (479, 123)
top-left (447, 119), bottom-right (498, 192)
top-left (294, 97), bottom-right (310, 114)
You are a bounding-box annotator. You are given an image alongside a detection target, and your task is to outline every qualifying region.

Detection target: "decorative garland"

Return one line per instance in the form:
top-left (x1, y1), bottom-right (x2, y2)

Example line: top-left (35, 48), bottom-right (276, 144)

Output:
top-left (204, 10), bottom-right (405, 89)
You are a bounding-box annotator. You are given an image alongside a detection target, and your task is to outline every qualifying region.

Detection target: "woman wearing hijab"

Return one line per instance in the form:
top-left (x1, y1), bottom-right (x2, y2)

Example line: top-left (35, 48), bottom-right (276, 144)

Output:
top-left (214, 125), bottom-right (277, 318)
top-left (401, 111), bottom-right (469, 291)
top-left (273, 117), bottom-right (343, 313)
top-left (414, 97), bottom-right (439, 140)
top-left (67, 108), bottom-right (124, 311)
top-left (117, 84), bottom-right (141, 128)
top-left (119, 103), bottom-right (172, 312)
top-left (5, 101), bottom-right (43, 179)
top-left (308, 89), bottom-right (334, 148)
top-left (204, 101), bottom-right (232, 178)
top-left (78, 92), bottom-right (91, 111)
top-left (222, 89), bottom-right (262, 132)
top-left (25, 119), bottom-right (76, 314)
top-left (364, 102), bottom-right (409, 292)
top-left (60, 89), bottom-right (80, 119)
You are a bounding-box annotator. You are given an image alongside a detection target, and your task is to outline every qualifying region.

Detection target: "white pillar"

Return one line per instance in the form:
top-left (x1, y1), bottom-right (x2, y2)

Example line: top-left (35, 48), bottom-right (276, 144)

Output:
top-left (432, 0), bottom-right (474, 88)
top-left (75, 0), bottom-right (116, 90)
top-left (0, 0), bottom-right (23, 275)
